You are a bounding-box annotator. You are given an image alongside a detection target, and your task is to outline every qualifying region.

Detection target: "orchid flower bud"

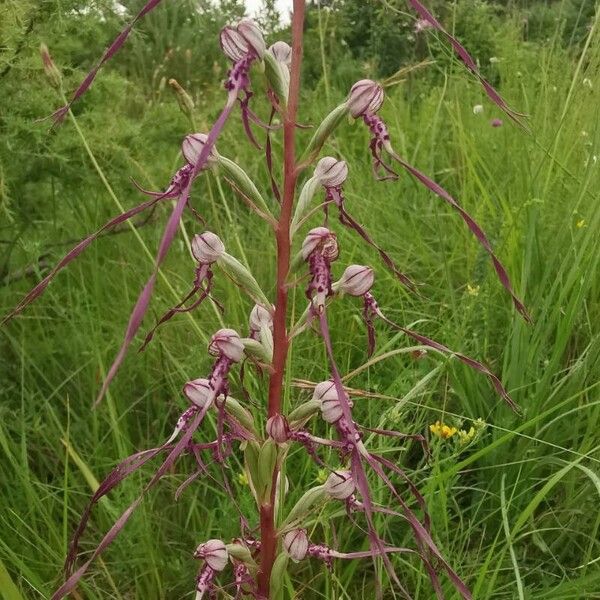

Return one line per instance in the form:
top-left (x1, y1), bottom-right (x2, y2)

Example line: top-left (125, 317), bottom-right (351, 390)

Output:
top-left (182, 133), bottom-right (219, 167)
top-left (312, 380), bottom-right (350, 423)
top-left (324, 470), bottom-right (356, 500)
top-left (191, 231), bottom-right (225, 264)
top-left (237, 18), bottom-right (266, 59)
top-left (220, 26), bottom-right (249, 62)
top-left (266, 413), bottom-right (289, 444)
top-left (183, 378), bottom-right (214, 409)
top-left (209, 328), bottom-right (245, 362)
top-left (194, 539), bottom-right (229, 571)
top-left (346, 79), bottom-right (384, 118)
top-left (249, 304), bottom-right (273, 333)
top-left (283, 529), bottom-right (309, 562)
top-left (301, 227), bottom-right (339, 261)
top-left (268, 41), bottom-right (292, 67)
top-left (335, 265), bottom-right (375, 297)
top-left (313, 157), bottom-right (349, 188)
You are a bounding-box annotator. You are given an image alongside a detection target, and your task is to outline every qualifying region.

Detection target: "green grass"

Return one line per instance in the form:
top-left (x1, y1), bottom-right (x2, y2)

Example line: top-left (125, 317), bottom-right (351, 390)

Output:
top-left (1, 3), bottom-right (599, 600)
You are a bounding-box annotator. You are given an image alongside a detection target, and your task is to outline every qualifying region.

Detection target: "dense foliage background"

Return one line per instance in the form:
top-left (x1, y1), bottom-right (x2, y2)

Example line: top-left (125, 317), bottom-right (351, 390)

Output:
top-left (1, 1), bottom-right (599, 598)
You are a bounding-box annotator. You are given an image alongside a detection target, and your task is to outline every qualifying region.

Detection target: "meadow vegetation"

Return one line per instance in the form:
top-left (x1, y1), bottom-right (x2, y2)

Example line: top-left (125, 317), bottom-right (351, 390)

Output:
top-left (0, 1), bottom-right (599, 598)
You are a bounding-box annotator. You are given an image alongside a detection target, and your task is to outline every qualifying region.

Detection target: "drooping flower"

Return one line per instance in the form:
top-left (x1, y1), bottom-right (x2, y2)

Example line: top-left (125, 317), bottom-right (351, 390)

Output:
top-left (138, 232), bottom-right (226, 350)
top-left (347, 81), bottom-right (530, 321)
top-left (302, 228), bottom-right (339, 312)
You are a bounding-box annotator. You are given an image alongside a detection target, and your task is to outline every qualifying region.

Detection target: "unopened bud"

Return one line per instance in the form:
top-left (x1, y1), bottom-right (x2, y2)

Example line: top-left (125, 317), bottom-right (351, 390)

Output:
top-left (336, 265), bottom-right (374, 296)
top-left (194, 539), bottom-right (229, 571)
top-left (269, 41), bottom-right (292, 67)
top-left (283, 529), bottom-right (309, 562)
top-left (191, 231), bottom-right (225, 264)
top-left (301, 227), bottom-right (339, 261)
top-left (249, 304), bottom-right (273, 333)
top-left (182, 133), bottom-right (219, 167)
top-left (209, 328), bottom-right (245, 362)
top-left (346, 79), bottom-right (384, 118)
top-left (220, 26), bottom-right (248, 62)
top-left (183, 378), bottom-right (214, 408)
top-left (324, 470), bottom-right (355, 500)
top-left (266, 414), bottom-right (289, 444)
top-left (314, 157), bottom-right (348, 188)
top-left (312, 380), bottom-right (349, 423)
top-left (168, 78), bottom-right (195, 119)
top-left (237, 18), bottom-right (266, 59)
top-left (40, 43), bottom-right (62, 89)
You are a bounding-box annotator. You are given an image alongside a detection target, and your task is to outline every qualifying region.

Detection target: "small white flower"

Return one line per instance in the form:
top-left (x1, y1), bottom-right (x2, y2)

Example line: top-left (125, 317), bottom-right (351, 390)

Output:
top-left (472, 104), bottom-right (484, 115)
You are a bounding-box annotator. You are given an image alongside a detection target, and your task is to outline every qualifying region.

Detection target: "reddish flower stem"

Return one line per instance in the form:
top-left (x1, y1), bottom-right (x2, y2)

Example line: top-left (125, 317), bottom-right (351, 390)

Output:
top-left (259, 2), bottom-right (305, 597)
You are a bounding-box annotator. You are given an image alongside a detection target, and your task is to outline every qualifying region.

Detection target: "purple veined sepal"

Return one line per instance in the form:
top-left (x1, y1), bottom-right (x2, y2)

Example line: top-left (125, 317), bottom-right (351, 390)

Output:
top-left (405, 0), bottom-right (528, 129)
top-left (361, 291), bottom-right (520, 412)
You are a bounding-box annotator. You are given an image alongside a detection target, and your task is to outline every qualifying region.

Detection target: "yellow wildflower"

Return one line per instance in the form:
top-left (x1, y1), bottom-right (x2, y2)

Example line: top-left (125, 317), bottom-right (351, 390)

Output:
top-left (429, 421), bottom-right (458, 439)
top-left (576, 219), bottom-right (586, 228)
top-left (467, 283), bottom-right (480, 297)
top-left (237, 471), bottom-right (249, 486)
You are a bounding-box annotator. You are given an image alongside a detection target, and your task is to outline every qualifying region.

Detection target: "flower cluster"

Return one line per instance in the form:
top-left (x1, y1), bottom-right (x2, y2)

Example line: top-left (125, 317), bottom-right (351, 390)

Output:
top-left (4, 8), bottom-right (531, 600)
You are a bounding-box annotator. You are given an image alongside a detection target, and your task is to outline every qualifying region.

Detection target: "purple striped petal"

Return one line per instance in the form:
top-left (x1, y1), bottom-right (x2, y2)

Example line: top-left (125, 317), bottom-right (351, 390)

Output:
top-left (51, 0), bottom-right (165, 123)
top-left (2, 196), bottom-right (165, 325)
top-left (386, 145), bottom-right (531, 323)
top-left (406, 0), bottom-right (527, 128)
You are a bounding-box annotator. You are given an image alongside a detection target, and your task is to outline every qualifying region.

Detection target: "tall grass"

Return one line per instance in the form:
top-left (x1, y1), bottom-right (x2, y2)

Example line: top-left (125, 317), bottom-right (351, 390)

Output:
top-left (1, 2), bottom-right (599, 598)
